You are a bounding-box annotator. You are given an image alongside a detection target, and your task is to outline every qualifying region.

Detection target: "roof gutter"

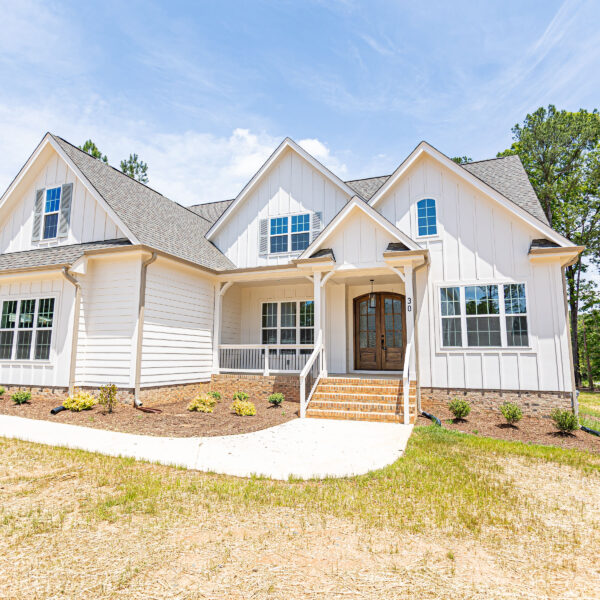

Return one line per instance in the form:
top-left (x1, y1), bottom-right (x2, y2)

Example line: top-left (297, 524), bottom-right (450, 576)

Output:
top-left (134, 251), bottom-right (157, 406)
top-left (60, 267), bottom-right (81, 396)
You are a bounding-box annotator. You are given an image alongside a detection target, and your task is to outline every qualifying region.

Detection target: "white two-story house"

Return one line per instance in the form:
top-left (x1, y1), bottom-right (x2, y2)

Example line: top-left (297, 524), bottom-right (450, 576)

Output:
top-left (0, 133), bottom-right (582, 423)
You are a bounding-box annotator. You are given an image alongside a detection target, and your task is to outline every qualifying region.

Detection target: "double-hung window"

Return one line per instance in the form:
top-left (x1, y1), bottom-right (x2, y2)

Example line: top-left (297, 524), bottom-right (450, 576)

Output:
top-left (439, 283), bottom-right (529, 348)
top-left (43, 187), bottom-right (61, 239)
top-left (0, 298), bottom-right (55, 360)
top-left (261, 300), bottom-right (314, 347)
top-left (269, 213), bottom-right (311, 254)
top-left (417, 198), bottom-right (437, 236)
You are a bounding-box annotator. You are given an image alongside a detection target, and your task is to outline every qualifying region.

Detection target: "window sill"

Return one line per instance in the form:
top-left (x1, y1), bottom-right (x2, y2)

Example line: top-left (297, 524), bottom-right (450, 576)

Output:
top-left (0, 360), bottom-right (53, 365)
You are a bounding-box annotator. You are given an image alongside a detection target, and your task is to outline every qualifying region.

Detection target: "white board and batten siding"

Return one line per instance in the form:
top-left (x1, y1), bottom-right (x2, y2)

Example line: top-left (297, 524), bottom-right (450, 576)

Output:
top-left (75, 255), bottom-right (140, 388)
top-left (0, 273), bottom-right (75, 387)
top-left (0, 148), bottom-right (126, 254)
top-left (375, 155), bottom-right (573, 393)
top-left (140, 257), bottom-right (215, 386)
top-left (212, 148), bottom-right (350, 268)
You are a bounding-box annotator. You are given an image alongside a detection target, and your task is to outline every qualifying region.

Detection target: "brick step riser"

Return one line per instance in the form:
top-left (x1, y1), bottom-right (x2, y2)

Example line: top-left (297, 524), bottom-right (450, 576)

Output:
top-left (321, 379), bottom-right (406, 387)
top-left (312, 393), bottom-right (402, 403)
top-left (316, 387), bottom-right (404, 395)
top-left (306, 410), bottom-right (416, 424)
top-left (310, 401), bottom-right (407, 413)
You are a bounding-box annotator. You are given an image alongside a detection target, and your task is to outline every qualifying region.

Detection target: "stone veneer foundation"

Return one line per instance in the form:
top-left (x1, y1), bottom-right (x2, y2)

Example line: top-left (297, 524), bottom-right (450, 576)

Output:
top-left (420, 387), bottom-right (573, 416)
top-left (210, 373), bottom-right (300, 403)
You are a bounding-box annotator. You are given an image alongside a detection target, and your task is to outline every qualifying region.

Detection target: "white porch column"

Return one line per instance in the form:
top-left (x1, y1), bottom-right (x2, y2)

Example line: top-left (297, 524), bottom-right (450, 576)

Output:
top-left (212, 281), bottom-right (232, 375)
top-left (404, 265), bottom-right (415, 373)
top-left (313, 271), bottom-right (321, 342)
top-left (320, 277), bottom-right (328, 377)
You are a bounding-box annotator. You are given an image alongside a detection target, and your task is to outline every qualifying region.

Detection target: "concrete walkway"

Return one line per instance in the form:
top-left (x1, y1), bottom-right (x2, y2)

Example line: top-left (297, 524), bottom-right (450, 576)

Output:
top-left (0, 415), bottom-right (413, 480)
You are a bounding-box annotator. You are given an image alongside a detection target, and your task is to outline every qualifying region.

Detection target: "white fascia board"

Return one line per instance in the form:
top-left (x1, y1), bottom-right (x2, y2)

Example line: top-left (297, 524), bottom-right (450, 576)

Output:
top-left (0, 133), bottom-right (53, 210)
top-left (299, 196), bottom-right (421, 259)
top-left (48, 137), bottom-right (140, 245)
top-left (206, 137), bottom-right (356, 240)
top-left (369, 141), bottom-right (573, 248)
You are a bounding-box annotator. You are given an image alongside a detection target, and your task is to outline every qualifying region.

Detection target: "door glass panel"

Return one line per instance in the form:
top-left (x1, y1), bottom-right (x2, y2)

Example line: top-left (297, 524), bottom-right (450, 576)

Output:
top-left (383, 295), bottom-right (403, 348)
top-left (358, 299), bottom-right (376, 348)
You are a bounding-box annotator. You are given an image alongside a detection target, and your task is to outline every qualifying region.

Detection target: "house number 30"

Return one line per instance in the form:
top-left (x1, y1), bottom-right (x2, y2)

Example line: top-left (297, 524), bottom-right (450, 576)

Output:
top-left (407, 297), bottom-right (412, 312)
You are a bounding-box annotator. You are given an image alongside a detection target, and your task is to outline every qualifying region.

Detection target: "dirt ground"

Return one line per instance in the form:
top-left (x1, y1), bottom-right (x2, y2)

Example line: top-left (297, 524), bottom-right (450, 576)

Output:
top-left (418, 405), bottom-right (600, 454)
top-left (0, 394), bottom-right (298, 437)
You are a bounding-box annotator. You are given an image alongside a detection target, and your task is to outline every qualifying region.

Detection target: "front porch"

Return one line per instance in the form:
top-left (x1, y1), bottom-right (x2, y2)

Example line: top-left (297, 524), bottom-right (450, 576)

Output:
top-left (211, 250), bottom-right (425, 423)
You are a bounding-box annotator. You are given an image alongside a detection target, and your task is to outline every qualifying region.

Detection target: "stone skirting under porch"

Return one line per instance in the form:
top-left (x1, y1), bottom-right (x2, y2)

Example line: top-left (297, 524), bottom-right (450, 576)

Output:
top-left (420, 387), bottom-right (573, 416)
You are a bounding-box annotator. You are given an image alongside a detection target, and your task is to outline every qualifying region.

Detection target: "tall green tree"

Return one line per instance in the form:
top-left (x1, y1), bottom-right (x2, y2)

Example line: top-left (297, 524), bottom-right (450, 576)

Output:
top-left (578, 282), bottom-right (600, 389)
top-left (80, 139), bottom-right (108, 163)
top-left (120, 153), bottom-right (149, 184)
top-left (498, 105), bottom-right (600, 387)
top-left (451, 156), bottom-right (473, 165)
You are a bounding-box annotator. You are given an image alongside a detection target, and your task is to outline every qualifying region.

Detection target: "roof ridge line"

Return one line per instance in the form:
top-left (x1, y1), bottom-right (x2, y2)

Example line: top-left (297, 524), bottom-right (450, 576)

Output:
top-left (462, 155), bottom-right (516, 166)
top-left (344, 174), bottom-right (391, 183)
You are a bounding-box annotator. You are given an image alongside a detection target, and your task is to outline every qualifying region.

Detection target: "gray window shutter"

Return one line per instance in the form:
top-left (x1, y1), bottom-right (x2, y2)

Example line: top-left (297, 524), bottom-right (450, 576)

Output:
top-left (259, 218), bottom-right (269, 256)
top-left (58, 183), bottom-right (73, 238)
top-left (31, 189), bottom-right (44, 242)
top-left (311, 211), bottom-right (322, 242)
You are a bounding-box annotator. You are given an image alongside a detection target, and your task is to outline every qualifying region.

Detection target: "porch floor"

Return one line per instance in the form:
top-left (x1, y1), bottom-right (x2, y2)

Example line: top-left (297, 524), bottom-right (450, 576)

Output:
top-left (0, 414), bottom-right (413, 480)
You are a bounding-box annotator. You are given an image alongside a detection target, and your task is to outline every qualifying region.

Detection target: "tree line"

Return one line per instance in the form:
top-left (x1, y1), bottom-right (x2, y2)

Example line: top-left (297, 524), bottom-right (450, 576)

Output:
top-left (79, 140), bottom-right (149, 184)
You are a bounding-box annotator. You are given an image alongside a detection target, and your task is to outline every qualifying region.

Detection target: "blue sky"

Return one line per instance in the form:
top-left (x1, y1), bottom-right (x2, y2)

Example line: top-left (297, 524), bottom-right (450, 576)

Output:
top-left (1, 0), bottom-right (599, 207)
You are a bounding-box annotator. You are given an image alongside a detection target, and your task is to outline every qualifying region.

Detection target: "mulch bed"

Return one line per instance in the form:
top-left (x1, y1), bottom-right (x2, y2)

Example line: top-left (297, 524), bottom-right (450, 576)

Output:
top-left (0, 395), bottom-right (298, 437)
top-left (417, 405), bottom-right (600, 454)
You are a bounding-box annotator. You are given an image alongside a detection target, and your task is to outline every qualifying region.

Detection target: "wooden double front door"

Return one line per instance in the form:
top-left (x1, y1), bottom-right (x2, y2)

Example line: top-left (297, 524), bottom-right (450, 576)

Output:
top-left (354, 292), bottom-right (406, 370)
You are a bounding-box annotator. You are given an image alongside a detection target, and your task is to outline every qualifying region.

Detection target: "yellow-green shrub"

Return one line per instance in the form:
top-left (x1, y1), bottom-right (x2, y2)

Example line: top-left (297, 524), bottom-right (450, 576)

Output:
top-left (231, 399), bottom-right (256, 416)
top-left (64, 391), bottom-right (97, 412)
top-left (188, 394), bottom-right (217, 413)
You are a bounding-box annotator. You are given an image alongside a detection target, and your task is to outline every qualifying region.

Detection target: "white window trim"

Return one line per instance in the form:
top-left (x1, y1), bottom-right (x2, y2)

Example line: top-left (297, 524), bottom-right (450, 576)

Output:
top-left (413, 195), bottom-right (442, 241)
top-left (268, 211), bottom-right (311, 255)
top-left (261, 299), bottom-right (315, 349)
top-left (42, 185), bottom-right (62, 241)
top-left (435, 281), bottom-right (533, 352)
top-left (0, 295), bottom-right (57, 363)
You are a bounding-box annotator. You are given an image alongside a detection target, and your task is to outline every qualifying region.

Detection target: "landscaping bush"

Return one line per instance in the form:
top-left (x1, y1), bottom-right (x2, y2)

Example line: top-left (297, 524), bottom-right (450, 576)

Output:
top-left (188, 394), bottom-right (217, 413)
top-left (231, 399), bottom-right (256, 416)
top-left (0, 386), bottom-right (5, 396)
top-left (11, 391), bottom-right (31, 405)
top-left (64, 391), bottom-right (97, 412)
top-left (448, 398), bottom-right (471, 420)
top-left (232, 391), bottom-right (249, 402)
top-left (98, 383), bottom-right (118, 414)
top-left (206, 390), bottom-right (221, 401)
top-left (500, 402), bottom-right (523, 425)
top-left (550, 409), bottom-right (579, 433)
top-left (268, 393), bottom-right (285, 407)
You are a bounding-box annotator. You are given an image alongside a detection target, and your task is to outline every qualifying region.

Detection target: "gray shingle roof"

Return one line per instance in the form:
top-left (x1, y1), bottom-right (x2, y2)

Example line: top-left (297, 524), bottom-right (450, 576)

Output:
top-left (0, 239), bottom-right (131, 272)
top-left (462, 155), bottom-right (549, 225)
top-left (52, 135), bottom-right (234, 271)
top-left (188, 199), bottom-right (234, 224)
top-left (385, 242), bottom-right (410, 252)
top-left (310, 248), bottom-right (335, 260)
top-left (345, 176), bottom-right (390, 200)
top-left (530, 238), bottom-right (560, 249)
top-left (345, 155), bottom-right (548, 225)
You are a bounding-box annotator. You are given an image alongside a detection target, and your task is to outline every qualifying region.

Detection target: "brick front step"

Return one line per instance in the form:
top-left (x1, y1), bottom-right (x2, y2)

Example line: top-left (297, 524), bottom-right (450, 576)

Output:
top-left (306, 408), bottom-right (417, 424)
top-left (322, 377), bottom-right (404, 386)
top-left (311, 392), bottom-right (403, 404)
top-left (309, 400), bottom-right (405, 413)
top-left (315, 385), bottom-right (404, 395)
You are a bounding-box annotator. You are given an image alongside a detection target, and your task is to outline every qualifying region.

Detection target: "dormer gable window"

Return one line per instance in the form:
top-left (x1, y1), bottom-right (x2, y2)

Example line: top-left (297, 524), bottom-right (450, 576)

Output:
top-left (43, 187), bottom-right (61, 239)
top-left (259, 211), bottom-right (322, 256)
top-left (417, 198), bottom-right (437, 237)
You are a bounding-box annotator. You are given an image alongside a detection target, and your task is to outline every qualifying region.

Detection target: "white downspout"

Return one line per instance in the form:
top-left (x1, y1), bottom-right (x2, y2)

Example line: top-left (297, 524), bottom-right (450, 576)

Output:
top-left (61, 267), bottom-right (81, 397)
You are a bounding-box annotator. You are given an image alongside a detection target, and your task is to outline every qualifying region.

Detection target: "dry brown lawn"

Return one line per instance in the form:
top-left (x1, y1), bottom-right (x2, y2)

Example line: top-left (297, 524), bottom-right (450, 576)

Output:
top-left (1, 426), bottom-right (599, 599)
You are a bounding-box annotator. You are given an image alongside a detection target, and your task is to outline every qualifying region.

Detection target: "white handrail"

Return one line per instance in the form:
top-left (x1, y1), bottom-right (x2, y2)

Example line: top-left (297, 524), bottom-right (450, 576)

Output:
top-left (402, 342), bottom-right (412, 424)
top-left (299, 331), bottom-right (323, 418)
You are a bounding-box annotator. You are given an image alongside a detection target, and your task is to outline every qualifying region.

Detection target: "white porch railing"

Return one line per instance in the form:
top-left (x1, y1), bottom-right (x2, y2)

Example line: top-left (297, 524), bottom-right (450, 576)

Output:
top-left (402, 342), bottom-right (413, 424)
top-left (299, 332), bottom-right (324, 418)
top-left (218, 344), bottom-right (314, 375)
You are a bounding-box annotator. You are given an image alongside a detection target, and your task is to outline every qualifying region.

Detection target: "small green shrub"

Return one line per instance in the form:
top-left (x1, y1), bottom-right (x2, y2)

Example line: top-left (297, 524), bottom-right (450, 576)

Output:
top-left (64, 391), bottom-right (97, 412)
top-left (500, 402), bottom-right (523, 425)
top-left (206, 390), bottom-right (221, 401)
top-left (448, 398), bottom-right (471, 420)
top-left (0, 386), bottom-right (5, 396)
top-left (231, 399), bottom-right (256, 416)
top-left (268, 393), bottom-right (285, 407)
top-left (11, 391), bottom-right (31, 405)
top-left (188, 394), bottom-right (217, 413)
top-left (550, 409), bottom-right (578, 433)
top-left (98, 383), bottom-right (118, 414)
top-left (232, 391), bottom-right (249, 402)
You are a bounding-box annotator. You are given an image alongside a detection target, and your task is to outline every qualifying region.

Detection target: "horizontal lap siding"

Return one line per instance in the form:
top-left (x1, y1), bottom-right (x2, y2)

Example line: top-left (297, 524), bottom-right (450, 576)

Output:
top-left (76, 257), bottom-right (139, 387)
top-left (0, 275), bottom-right (74, 387)
top-left (141, 259), bottom-right (214, 386)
